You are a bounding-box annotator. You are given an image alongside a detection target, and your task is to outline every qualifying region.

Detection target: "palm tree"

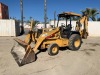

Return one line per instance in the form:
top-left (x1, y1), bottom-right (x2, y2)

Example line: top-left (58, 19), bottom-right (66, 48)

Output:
top-left (81, 8), bottom-right (99, 21)
top-left (20, 0), bottom-right (24, 35)
top-left (44, 0), bottom-right (47, 28)
top-left (90, 8), bottom-right (99, 21)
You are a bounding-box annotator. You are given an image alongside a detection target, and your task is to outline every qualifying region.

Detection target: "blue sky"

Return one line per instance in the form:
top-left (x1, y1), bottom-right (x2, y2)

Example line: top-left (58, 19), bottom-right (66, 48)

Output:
top-left (0, 0), bottom-right (100, 22)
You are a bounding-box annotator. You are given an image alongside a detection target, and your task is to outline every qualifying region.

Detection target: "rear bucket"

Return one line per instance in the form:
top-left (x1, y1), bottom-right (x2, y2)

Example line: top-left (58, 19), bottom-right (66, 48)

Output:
top-left (11, 38), bottom-right (35, 66)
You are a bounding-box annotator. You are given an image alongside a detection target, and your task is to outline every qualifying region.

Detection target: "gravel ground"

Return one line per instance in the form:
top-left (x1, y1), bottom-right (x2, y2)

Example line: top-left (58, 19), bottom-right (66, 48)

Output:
top-left (0, 36), bottom-right (100, 75)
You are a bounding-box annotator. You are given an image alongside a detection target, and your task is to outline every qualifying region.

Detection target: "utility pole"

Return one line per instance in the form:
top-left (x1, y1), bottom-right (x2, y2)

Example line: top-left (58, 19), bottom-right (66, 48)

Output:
top-left (54, 11), bottom-right (56, 27)
top-left (20, 0), bottom-right (24, 35)
top-left (44, 0), bottom-right (47, 28)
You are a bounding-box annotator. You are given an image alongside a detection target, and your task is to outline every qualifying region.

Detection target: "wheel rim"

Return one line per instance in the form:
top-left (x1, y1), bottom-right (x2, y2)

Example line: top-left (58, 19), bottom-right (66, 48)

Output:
top-left (74, 39), bottom-right (80, 48)
top-left (52, 47), bottom-right (57, 53)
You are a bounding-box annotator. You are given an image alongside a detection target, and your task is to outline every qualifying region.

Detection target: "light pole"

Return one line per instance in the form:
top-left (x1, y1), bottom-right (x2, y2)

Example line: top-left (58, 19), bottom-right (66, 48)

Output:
top-left (44, 0), bottom-right (47, 28)
top-left (20, 0), bottom-right (24, 35)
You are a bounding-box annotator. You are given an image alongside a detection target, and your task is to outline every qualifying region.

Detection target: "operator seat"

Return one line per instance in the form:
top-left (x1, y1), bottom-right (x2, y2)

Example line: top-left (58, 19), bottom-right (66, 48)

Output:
top-left (60, 24), bottom-right (72, 38)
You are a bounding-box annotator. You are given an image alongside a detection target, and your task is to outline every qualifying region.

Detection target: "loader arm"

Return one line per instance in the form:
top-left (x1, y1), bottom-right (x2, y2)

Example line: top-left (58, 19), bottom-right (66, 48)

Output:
top-left (24, 20), bottom-right (36, 44)
top-left (24, 31), bottom-right (35, 44)
top-left (33, 27), bottom-right (59, 52)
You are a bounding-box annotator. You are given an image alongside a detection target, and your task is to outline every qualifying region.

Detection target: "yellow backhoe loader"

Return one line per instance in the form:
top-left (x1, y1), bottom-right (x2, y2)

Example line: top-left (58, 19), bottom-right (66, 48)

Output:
top-left (11, 12), bottom-right (84, 66)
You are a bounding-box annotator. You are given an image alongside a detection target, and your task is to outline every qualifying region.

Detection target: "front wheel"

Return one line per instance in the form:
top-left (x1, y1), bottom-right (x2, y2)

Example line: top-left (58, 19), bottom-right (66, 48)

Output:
top-left (68, 34), bottom-right (82, 50)
top-left (48, 43), bottom-right (59, 56)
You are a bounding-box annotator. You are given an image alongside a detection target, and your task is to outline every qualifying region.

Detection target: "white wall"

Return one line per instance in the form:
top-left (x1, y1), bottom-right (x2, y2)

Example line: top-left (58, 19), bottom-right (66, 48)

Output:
top-left (50, 20), bottom-right (100, 37)
top-left (88, 21), bottom-right (100, 37)
top-left (0, 20), bottom-right (20, 36)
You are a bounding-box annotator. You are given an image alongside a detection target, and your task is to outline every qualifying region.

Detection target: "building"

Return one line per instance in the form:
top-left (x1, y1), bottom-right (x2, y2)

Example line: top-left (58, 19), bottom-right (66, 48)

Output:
top-left (0, 2), bottom-right (9, 19)
top-left (35, 23), bottom-right (51, 29)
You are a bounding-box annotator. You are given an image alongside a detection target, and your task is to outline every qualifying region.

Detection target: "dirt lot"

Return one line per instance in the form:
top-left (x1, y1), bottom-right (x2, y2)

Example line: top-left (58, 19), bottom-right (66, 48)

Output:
top-left (0, 36), bottom-right (100, 75)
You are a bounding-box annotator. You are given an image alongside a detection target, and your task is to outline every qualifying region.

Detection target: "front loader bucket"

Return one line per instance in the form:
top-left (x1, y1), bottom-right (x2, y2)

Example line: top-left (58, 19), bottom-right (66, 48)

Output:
top-left (11, 38), bottom-right (35, 66)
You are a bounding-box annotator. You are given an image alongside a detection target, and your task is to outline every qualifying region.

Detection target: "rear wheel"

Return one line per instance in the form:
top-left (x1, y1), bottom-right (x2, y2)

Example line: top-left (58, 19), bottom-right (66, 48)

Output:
top-left (48, 43), bottom-right (59, 56)
top-left (68, 34), bottom-right (81, 50)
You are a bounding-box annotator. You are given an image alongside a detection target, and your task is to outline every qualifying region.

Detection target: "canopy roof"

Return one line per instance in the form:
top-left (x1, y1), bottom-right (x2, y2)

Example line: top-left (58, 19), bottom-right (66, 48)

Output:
top-left (59, 12), bottom-right (81, 17)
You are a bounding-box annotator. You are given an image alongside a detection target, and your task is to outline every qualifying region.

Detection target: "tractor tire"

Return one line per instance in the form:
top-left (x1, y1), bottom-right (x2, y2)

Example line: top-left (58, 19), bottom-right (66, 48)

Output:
top-left (48, 43), bottom-right (59, 56)
top-left (68, 34), bottom-right (81, 50)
